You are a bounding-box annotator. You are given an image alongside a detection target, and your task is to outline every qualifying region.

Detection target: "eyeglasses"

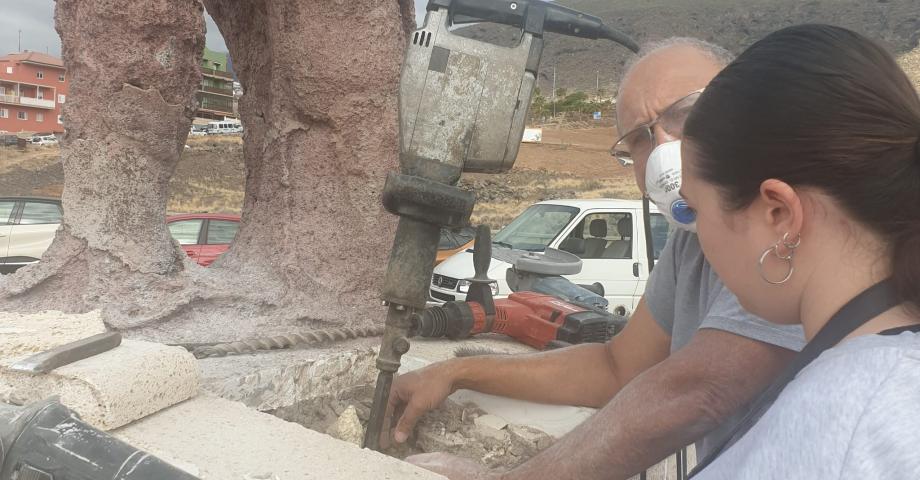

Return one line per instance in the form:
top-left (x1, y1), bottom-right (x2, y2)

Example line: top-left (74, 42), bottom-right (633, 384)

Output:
top-left (610, 89), bottom-right (704, 167)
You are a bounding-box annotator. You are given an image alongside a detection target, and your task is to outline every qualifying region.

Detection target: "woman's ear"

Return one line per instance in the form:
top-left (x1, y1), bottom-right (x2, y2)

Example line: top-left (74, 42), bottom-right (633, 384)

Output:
top-left (758, 179), bottom-right (804, 239)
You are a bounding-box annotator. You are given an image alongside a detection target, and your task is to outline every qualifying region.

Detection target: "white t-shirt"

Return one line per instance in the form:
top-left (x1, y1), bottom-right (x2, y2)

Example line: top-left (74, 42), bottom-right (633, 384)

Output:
top-left (694, 329), bottom-right (920, 479)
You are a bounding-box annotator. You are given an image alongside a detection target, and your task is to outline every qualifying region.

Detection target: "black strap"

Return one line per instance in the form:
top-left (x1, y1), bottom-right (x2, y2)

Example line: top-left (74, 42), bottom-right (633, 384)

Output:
top-left (688, 278), bottom-right (901, 477)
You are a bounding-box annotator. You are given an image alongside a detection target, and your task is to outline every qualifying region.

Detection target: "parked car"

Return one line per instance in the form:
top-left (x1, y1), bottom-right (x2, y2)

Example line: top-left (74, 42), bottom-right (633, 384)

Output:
top-left (189, 125), bottom-right (209, 137)
top-left (436, 226), bottom-right (475, 266)
top-left (166, 213), bottom-right (241, 266)
top-left (0, 197), bottom-right (63, 272)
top-left (0, 134), bottom-right (21, 147)
top-left (30, 134), bottom-right (58, 146)
top-left (430, 199), bottom-right (672, 317)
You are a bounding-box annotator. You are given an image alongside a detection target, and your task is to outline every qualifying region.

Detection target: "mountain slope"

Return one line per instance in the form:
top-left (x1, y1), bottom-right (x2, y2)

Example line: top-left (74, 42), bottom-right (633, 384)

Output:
top-left (451, 0), bottom-right (920, 92)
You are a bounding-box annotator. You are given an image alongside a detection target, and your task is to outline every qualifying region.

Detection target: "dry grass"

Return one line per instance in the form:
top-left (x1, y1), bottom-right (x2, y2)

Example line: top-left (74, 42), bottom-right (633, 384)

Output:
top-left (898, 46), bottom-right (920, 93)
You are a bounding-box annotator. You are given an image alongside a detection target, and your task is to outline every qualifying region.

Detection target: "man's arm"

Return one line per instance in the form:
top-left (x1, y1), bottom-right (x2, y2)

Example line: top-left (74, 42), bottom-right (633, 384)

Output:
top-left (496, 329), bottom-right (796, 480)
top-left (388, 298), bottom-right (671, 442)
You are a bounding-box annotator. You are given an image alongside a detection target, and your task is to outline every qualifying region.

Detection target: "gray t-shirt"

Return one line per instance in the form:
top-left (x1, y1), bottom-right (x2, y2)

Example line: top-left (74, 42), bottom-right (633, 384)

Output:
top-left (645, 230), bottom-right (806, 457)
top-left (695, 330), bottom-right (920, 479)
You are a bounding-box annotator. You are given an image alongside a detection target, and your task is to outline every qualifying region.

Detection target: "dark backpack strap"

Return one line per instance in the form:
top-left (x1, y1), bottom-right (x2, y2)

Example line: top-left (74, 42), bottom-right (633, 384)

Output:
top-left (688, 278), bottom-right (901, 477)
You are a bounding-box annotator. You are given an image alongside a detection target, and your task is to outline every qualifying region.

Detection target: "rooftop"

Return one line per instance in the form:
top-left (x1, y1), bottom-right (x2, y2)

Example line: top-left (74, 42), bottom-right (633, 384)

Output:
top-left (0, 51), bottom-right (65, 69)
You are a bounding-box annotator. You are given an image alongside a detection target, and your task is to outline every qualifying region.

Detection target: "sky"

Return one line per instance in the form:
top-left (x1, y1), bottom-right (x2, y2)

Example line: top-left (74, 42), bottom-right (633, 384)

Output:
top-left (0, 0), bottom-right (429, 58)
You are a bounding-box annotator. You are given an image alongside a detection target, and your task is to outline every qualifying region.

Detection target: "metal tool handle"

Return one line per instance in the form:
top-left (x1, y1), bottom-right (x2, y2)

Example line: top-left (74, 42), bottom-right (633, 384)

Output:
top-left (432, 0), bottom-right (639, 51)
top-left (8, 332), bottom-right (122, 374)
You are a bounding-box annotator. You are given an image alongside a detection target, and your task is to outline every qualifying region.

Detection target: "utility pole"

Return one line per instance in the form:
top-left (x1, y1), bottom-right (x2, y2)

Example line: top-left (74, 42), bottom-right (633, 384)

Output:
top-left (552, 66), bottom-right (556, 118)
top-left (18, 29), bottom-right (22, 52)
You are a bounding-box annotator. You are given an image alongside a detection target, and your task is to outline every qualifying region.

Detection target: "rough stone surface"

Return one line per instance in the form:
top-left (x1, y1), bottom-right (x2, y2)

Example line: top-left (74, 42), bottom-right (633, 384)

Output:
top-left (0, 339), bottom-right (199, 430)
top-left (114, 395), bottom-right (445, 480)
top-left (474, 413), bottom-right (509, 431)
top-left (0, 310), bottom-right (106, 359)
top-left (326, 405), bottom-right (365, 446)
top-left (0, 0), bottom-right (416, 344)
top-left (0, 0), bottom-right (208, 324)
top-left (197, 337), bottom-right (379, 411)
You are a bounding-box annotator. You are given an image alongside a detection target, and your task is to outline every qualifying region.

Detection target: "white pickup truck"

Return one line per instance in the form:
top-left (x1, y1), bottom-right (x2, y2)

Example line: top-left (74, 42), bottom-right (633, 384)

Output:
top-left (430, 199), bottom-right (672, 317)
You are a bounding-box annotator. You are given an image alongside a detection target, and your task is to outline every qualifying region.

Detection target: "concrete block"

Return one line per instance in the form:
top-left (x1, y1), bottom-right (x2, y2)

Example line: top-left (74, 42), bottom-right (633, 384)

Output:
top-left (0, 310), bottom-right (106, 359)
top-left (114, 395), bottom-right (445, 480)
top-left (0, 340), bottom-right (199, 430)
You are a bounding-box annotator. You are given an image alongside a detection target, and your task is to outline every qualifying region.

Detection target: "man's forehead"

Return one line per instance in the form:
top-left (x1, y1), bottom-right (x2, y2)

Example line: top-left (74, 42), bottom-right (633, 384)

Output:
top-left (617, 46), bottom-right (721, 129)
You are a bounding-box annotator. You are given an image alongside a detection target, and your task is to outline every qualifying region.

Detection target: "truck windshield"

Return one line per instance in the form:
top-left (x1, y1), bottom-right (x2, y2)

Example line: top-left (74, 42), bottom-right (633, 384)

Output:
top-left (492, 204), bottom-right (580, 251)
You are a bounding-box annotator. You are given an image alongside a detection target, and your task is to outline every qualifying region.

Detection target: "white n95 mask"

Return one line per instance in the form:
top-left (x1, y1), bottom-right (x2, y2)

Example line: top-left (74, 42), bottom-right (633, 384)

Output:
top-left (645, 140), bottom-right (697, 232)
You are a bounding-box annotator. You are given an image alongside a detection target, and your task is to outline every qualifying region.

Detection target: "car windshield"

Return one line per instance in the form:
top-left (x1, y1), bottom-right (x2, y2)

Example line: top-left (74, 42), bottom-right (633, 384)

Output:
top-left (492, 204), bottom-right (580, 252)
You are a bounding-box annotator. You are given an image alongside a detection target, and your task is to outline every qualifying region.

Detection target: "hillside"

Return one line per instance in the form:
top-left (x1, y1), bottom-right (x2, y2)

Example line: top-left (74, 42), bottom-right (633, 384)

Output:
top-left (454, 0), bottom-right (920, 92)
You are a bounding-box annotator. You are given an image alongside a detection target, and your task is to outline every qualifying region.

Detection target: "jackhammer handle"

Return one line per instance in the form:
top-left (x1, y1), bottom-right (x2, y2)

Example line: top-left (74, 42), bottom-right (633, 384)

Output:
top-left (439, 0), bottom-right (639, 52)
top-left (472, 224), bottom-right (492, 280)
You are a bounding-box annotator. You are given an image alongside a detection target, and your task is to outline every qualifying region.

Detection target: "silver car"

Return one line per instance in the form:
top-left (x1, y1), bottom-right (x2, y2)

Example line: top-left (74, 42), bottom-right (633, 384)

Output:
top-left (0, 197), bottom-right (62, 272)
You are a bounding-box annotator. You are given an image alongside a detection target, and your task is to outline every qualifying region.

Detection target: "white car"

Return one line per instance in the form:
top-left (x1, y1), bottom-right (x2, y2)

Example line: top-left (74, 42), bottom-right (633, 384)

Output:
top-left (189, 125), bottom-right (208, 137)
top-left (0, 197), bottom-right (62, 271)
top-left (30, 135), bottom-right (58, 146)
top-left (430, 199), bottom-right (672, 317)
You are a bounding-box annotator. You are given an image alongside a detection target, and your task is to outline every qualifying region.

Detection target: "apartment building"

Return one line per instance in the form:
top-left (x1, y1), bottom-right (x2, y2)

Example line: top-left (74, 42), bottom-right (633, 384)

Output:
top-left (0, 51), bottom-right (67, 134)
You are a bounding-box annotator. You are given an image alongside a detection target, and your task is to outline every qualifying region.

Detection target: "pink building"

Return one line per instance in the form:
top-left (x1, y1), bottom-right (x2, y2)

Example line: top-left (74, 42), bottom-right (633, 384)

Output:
top-left (0, 51), bottom-right (68, 134)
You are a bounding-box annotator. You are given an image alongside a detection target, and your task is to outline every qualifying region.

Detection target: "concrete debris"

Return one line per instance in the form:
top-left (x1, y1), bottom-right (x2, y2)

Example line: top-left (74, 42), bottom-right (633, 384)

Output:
top-left (326, 405), bottom-right (365, 447)
top-left (474, 414), bottom-right (509, 431)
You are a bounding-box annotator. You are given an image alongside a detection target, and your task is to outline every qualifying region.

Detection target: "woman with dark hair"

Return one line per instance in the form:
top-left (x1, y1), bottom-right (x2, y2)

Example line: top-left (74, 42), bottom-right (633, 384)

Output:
top-left (680, 24), bottom-right (920, 477)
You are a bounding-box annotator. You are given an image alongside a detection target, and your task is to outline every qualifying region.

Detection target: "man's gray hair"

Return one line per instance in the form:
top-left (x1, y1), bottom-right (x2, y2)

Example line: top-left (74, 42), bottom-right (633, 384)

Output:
top-left (617, 37), bottom-right (735, 100)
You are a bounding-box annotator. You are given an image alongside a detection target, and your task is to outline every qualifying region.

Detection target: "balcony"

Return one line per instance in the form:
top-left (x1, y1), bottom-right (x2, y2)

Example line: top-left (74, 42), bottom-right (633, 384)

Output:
top-left (0, 94), bottom-right (55, 109)
top-left (199, 84), bottom-right (234, 96)
top-left (201, 67), bottom-right (233, 80)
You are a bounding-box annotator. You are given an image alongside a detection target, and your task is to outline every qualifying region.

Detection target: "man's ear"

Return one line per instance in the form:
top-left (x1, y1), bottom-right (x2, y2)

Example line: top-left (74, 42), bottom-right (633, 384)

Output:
top-left (757, 179), bottom-right (803, 239)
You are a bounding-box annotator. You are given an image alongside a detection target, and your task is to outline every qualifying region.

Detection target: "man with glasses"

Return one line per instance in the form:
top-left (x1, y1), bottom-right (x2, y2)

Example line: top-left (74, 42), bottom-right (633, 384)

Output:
top-left (397, 38), bottom-right (805, 480)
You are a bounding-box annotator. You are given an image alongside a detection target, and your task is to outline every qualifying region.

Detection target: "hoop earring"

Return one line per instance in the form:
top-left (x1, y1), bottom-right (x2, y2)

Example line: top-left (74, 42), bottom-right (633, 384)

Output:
top-left (759, 233), bottom-right (800, 285)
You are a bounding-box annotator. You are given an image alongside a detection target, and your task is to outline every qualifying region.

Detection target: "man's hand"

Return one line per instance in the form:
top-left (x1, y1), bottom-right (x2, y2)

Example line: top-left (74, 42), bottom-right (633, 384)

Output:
top-left (406, 453), bottom-right (502, 480)
top-left (387, 362), bottom-right (457, 444)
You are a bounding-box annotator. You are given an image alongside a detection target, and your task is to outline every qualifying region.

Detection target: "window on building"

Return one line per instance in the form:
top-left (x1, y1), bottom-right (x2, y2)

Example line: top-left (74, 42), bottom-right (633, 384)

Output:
top-left (0, 87), bottom-right (5, 95)
top-left (36, 71), bottom-right (44, 79)
top-left (0, 108), bottom-right (7, 118)
top-left (5, 67), bottom-right (12, 74)
top-left (36, 112), bottom-right (44, 122)
top-left (17, 111), bottom-right (27, 120)
top-left (58, 73), bottom-right (65, 82)
top-left (58, 94), bottom-right (66, 104)
top-left (57, 115), bottom-right (63, 124)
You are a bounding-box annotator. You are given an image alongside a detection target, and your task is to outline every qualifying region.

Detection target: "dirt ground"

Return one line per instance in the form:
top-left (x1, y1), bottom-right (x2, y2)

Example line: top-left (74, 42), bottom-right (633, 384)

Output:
top-left (0, 126), bottom-right (639, 227)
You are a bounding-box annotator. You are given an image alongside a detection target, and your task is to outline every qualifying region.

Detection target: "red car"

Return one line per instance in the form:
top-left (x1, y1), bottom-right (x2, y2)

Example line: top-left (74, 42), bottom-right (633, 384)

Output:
top-left (166, 213), bottom-right (240, 266)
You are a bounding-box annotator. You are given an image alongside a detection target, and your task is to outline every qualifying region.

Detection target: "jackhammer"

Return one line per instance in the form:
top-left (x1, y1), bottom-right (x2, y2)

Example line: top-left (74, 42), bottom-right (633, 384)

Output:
top-left (364, 0), bottom-right (639, 450)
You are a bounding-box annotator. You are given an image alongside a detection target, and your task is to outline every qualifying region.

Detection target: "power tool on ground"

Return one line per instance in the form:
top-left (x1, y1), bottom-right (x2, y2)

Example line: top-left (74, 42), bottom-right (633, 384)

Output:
top-left (364, 0), bottom-right (638, 450)
top-left (414, 225), bottom-right (627, 350)
top-left (0, 398), bottom-right (198, 480)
